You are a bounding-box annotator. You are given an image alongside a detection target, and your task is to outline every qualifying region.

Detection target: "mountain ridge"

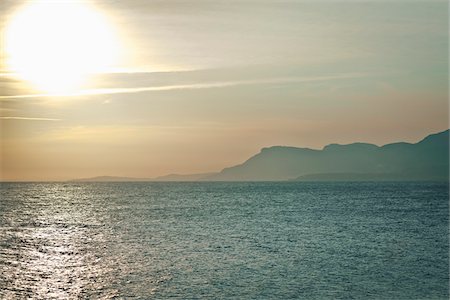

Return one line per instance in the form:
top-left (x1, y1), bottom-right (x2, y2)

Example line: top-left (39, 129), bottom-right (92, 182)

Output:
top-left (70, 173), bottom-right (217, 182)
top-left (71, 129), bottom-right (449, 182)
top-left (204, 129), bottom-right (449, 181)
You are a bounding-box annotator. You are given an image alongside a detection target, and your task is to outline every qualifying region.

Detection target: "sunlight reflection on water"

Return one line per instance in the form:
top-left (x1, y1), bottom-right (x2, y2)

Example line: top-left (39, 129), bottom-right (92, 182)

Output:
top-left (1, 184), bottom-right (121, 299)
top-left (0, 182), bottom-right (448, 299)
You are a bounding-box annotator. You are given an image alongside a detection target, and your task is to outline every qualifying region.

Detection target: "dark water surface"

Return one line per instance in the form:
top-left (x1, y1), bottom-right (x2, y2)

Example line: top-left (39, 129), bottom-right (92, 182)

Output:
top-left (0, 182), bottom-right (448, 299)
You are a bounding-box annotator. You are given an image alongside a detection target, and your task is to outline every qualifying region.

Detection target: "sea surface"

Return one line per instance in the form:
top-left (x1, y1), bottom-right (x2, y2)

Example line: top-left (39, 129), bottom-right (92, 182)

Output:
top-left (0, 182), bottom-right (448, 299)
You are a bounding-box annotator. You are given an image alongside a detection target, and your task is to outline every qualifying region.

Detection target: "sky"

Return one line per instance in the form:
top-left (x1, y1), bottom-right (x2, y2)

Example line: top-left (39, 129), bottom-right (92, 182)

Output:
top-left (0, 0), bottom-right (448, 181)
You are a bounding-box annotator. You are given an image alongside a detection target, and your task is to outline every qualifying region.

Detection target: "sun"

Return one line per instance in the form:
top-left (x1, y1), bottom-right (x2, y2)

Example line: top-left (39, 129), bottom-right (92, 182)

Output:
top-left (4, 1), bottom-right (120, 94)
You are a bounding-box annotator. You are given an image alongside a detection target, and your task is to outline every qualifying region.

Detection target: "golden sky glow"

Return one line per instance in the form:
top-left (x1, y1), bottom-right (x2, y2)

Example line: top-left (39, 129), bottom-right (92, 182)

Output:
top-left (0, 0), bottom-right (448, 181)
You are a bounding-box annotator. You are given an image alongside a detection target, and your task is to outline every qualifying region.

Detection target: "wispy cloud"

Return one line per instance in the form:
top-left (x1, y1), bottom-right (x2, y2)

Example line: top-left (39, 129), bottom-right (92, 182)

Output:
top-left (0, 73), bottom-right (367, 100)
top-left (0, 116), bottom-right (61, 121)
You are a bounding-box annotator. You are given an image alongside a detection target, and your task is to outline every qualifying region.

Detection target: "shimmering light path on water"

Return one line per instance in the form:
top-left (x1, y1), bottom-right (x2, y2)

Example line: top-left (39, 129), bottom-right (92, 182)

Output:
top-left (1, 182), bottom-right (448, 299)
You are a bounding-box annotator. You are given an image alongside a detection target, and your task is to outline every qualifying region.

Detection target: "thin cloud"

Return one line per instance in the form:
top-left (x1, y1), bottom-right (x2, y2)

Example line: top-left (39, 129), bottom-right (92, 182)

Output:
top-left (0, 116), bottom-right (61, 121)
top-left (0, 73), bottom-right (368, 100)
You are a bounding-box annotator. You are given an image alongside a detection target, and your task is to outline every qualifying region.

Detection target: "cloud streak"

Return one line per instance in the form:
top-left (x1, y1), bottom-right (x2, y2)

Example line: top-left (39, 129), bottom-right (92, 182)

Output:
top-left (0, 116), bottom-right (61, 121)
top-left (0, 73), bottom-right (367, 100)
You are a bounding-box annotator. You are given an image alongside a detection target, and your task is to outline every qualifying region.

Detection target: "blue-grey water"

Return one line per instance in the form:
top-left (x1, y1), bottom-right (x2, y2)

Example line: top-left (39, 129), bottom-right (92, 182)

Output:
top-left (0, 182), bottom-right (448, 299)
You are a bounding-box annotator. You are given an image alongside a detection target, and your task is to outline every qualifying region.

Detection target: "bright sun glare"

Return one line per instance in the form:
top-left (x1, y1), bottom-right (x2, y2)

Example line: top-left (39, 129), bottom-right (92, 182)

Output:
top-left (5, 1), bottom-right (120, 94)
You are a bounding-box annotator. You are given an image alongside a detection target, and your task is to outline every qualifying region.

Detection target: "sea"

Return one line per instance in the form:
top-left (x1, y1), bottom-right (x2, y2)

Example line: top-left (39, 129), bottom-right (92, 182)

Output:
top-left (0, 182), bottom-right (448, 299)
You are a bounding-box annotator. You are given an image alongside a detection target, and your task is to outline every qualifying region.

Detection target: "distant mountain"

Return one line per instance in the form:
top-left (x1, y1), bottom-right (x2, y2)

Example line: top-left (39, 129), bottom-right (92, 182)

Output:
top-left (71, 173), bottom-right (217, 182)
top-left (293, 172), bottom-right (436, 182)
top-left (205, 129), bottom-right (449, 181)
top-left (71, 130), bottom-right (449, 182)
top-left (152, 173), bottom-right (217, 181)
top-left (70, 176), bottom-right (150, 182)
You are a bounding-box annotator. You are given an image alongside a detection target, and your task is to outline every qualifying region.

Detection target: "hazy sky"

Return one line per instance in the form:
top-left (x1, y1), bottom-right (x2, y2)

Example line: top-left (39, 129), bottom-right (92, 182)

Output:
top-left (0, 0), bottom-right (448, 181)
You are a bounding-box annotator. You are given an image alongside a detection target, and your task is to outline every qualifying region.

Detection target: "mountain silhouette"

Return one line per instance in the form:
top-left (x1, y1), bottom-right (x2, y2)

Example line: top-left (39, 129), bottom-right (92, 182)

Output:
top-left (70, 176), bottom-right (149, 182)
top-left (152, 172), bottom-right (216, 181)
top-left (71, 173), bottom-right (216, 182)
top-left (205, 129), bottom-right (449, 181)
top-left (72, 129), bottom-right (449, 182)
